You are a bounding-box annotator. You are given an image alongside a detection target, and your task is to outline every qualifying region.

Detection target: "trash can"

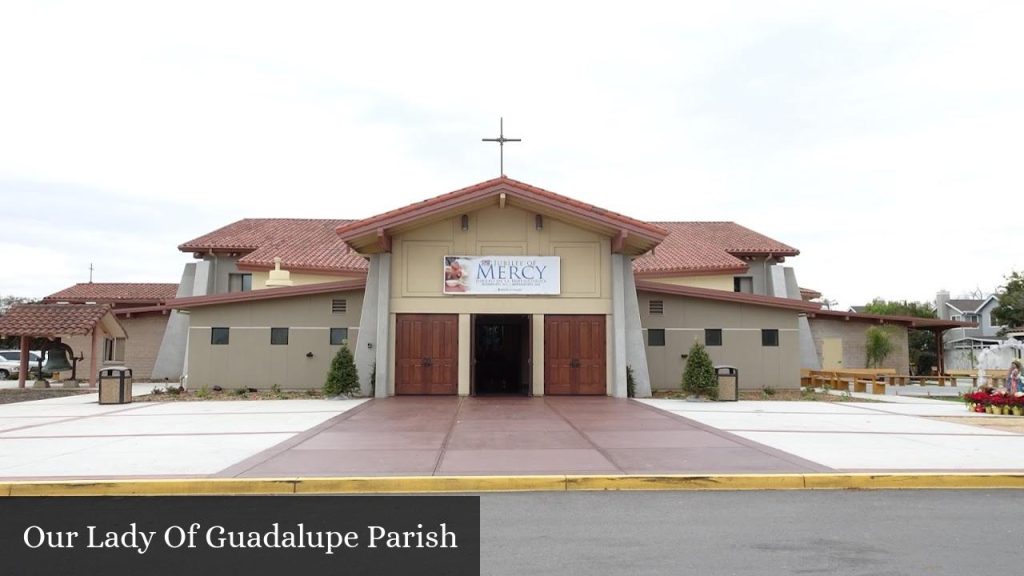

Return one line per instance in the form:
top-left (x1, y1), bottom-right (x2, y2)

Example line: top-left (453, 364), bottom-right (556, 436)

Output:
top-left (99, 368), bottom-right (133, 405)
top-left (715, 365), bottom-right (739, 401)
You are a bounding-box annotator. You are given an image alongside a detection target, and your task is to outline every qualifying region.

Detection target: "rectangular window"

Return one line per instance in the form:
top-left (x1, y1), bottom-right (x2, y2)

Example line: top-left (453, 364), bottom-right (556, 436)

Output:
top-left (331, 299), bottom-right (347, 314)
top-left (647, 328), bottom-right (666, 347)
top-left (330, 327), bottom-right (349, 345)
top-left (103, 337), bottom-right (126, 362)
top-left (649, 300), bottom-right (664, 315)
top-left (228, 273), bottom-right (252, 293)
top-left (270, 327), bottom-right (289, 345)
top-left (705, 329), bottom-right (723, 347)
top-left (734, 277), bottom-right (753, 294)
top-left (211, 327), bottom-right (230, 345)
top-left (762, 329), bottom-right (779, 347)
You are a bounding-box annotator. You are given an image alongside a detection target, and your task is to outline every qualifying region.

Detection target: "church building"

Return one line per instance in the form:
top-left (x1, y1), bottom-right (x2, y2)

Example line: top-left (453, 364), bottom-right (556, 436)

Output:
top-left (169, 177), bottom-right (819, 397)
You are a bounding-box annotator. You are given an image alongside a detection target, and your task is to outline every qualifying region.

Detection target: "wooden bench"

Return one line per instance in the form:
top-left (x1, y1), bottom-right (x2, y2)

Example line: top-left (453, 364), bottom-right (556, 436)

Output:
top-left (807, 369), bottom-right (896, 394)
top-left (945, 369), bottom-right (1009, 388)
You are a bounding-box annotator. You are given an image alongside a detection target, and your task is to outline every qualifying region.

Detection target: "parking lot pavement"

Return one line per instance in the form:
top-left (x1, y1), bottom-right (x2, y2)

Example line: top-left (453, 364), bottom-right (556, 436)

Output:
top-left (638, 398), bottom-right (1024, 471)
top-left (0, 388), bottom-right (366, 479)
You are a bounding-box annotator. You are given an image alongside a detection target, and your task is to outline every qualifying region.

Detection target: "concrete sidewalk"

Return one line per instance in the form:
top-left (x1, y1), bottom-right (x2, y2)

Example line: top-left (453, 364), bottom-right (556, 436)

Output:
top-left (0, 385), bottom-right (365, 478)
top-left (639, 397), bottom-right (1024, 471)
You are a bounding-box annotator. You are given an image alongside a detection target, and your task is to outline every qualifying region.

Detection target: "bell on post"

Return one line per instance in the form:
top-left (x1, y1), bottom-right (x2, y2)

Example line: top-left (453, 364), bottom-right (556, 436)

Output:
top-left (42, 342), bottom-right (75, 373)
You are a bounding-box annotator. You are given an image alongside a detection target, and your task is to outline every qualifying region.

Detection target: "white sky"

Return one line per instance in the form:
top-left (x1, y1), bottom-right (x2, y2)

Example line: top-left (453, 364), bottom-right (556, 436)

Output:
top-left (1, 0), bottom-right (1021, 308)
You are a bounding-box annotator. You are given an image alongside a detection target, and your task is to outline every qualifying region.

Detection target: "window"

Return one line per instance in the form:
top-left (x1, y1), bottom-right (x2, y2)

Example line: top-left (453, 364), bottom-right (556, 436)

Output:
top-left (734, 277), bottom-right (753, 294)
top-left (951, 314), bottom-right (962, 321)
top-left (103, 337), bottom-right (126, 362)
top-left (762, 329), bottom-right (779, 347)
top-left (270, 327), bottom-right (289, 345)
top-left (964, 314), bottom-right (980, 323)
top-left (649, 300), bottom-right (664, 315)
top-left (647, 329), bottom-right (666, 347)
top-left (705, 329), bottom-right (722, 347)
top-left (331, 299), bottom-right (347, 314)
top-left (0, 352), bottom-right (18, 361)
top-left (228, 273), bottom-right (252, 292)
top-left (211, 327), bottom-right (230, 345)
top-left (330, 327), bottom-right (349, 345)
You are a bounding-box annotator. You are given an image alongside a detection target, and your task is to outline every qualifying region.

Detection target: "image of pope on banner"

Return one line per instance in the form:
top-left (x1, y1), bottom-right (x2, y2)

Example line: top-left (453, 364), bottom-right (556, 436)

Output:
top-left (443, 256), bottom-right (472, 293)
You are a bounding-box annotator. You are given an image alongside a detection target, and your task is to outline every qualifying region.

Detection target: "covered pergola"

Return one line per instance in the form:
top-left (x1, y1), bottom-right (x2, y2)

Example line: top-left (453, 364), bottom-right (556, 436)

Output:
top-left (0, 304), bottom-right (127, 388)
top-left (806, 309), bottom-right (975, 375)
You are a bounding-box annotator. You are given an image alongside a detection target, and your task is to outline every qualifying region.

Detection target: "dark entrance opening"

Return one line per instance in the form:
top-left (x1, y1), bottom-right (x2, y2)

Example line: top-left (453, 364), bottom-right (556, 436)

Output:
top-left (472, 314), bottom-right (531, 396)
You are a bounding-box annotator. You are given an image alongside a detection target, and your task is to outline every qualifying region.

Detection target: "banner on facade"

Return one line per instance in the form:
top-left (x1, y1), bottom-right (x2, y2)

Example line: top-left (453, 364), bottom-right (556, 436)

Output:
top-left (443, 256), bottom-right (560, 295)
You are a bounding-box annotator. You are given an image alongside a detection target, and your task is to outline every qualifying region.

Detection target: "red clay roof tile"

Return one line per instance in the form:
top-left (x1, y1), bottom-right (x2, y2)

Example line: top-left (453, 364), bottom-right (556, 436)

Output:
top-left (335, 176), bottom-right (669, 243)
top-left (632, 222), bottom-right (799, 276)
top-left (43, 283), bottom-right (179, 303)
top-left (0, 304), bottom-right (116, 337)
top-left (178, 219), bottom-right (368, 274)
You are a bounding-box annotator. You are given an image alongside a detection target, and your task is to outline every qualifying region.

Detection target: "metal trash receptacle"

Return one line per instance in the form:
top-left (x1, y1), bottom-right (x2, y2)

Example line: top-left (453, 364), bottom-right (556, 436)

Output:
top-left (715, 365), bottom-right (739, 401)
top-left (99, 368), bottom-right (133, 405)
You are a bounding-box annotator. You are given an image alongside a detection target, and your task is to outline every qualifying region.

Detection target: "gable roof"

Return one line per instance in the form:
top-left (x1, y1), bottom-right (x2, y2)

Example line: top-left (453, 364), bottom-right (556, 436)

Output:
top-left (636, 280), bottom-right (821, 312)
top-left (43, 283), bottom-right (179, 304)
top-left (170, 279), bottom-right (367, 310)
top-left (335, 176), bottom-right (669, 255)
top-left (632, 222), bottom-right (799, 276)
top-left (179, 219), bottom-right (368, 275)
top-left (0, 304), bottom-right (126, 338)
top-left (946, 297), bottom-right (994, 314)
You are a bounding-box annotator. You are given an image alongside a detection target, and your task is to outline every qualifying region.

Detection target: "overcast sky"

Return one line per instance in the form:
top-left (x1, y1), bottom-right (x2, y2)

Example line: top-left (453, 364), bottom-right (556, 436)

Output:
top-left (1, 0), bottom-right (1021, 309)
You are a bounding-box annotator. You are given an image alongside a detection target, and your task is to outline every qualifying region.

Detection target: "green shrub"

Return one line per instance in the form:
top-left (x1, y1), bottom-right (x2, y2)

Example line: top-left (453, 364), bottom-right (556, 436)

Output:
top-left (682, 341), bottom-right (718, 400)
top-left (865, 326), bottom-right (894, 368)
top-left (761, 385), bottom-right (776, 397)
top-left (325, 344), bottom-right (360, 396)
top-left (234, 387), bottom-right (247, 397)
top-left (270, 383), bottom-right (282, 397)
top-left (196, 385), bottom-right (210, 399)
top-left (626, 365), bottom-right (636, 398)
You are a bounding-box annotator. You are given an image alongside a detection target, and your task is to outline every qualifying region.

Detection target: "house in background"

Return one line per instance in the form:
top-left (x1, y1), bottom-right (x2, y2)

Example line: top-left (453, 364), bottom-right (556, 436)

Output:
top-left (936, 290), bottom-right (1007, 369)
top-left (41, 283), bottom-right (178, 379)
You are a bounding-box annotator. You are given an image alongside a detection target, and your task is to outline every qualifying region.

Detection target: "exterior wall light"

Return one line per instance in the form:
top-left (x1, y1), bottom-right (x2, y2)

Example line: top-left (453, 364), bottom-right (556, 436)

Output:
top-left (461, 214), bottom-right (469, 231)
top-left (535, 214), bottom-right (543, 230)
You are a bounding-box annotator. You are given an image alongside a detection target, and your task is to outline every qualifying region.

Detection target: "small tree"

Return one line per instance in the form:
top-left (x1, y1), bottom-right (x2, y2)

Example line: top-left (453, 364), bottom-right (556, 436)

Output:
top-left (993, 271), bottom-right (1024, 333)
top-left (865, 326), bottom-right (894, 368)
top-left (682, 340), bottom-right (718, 400)
top-left (324, 344), bottom-right (360, 396)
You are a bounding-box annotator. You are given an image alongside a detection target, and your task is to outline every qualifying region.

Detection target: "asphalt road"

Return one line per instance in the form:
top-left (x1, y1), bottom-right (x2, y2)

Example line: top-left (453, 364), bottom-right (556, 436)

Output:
top-left (480, 490), bottom-right (1024, 576)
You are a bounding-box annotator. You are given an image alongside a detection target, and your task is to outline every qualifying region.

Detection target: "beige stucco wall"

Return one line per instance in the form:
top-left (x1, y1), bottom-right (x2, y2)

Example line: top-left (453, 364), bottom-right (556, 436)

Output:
top-left (386, 205), bottom-right (614, 395)
top-left (807, 318), bottom-right (910, 374)
top-left (63, 314), bottom-right (169, 380)
top-left (250, 270), bottom-right (364, 290)
top-left (636, 274), bottom-right (733, 291)
top-left (638, 292), bottom-right (801, 391)
top-left (185, 290), bottom-right (363, 390)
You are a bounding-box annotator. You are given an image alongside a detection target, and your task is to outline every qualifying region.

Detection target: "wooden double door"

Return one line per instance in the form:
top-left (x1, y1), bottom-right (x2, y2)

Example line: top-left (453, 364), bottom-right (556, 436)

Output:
top-left (395, 314), bottom-right (458, 395)
top-left (544, 315), bottom-right (607, 395)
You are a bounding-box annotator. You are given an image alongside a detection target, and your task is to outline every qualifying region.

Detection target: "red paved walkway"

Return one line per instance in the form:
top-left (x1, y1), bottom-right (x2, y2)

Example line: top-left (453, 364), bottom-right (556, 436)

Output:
top-left (222, 397), bottom-right (829, 477)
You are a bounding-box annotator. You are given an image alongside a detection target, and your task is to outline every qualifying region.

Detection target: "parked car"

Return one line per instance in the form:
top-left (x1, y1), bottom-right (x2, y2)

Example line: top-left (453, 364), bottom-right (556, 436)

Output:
top-left (0, 350), bottom-right (46, 379)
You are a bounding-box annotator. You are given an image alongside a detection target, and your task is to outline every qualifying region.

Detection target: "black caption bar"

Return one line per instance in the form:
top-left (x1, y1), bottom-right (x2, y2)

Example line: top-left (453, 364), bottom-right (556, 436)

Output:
top-left (1, 496), bottom-right (480, 576)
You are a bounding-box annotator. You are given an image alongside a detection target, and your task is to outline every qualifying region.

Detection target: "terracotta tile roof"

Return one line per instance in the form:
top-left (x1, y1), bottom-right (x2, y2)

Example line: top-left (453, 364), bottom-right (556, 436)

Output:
top-left (335, 176), bottom-right (669, 244)
top-left (636, 281), bottom-right (821, 312)
top-left (0, 304), bottom-right (116, 337)
top-left (632, 222), bottom-right (799, 276)
top-left (170, 279), bottom-right (367, 310)
top-left (799, 287), bottom-right (822, 300)
top-left (179, 219), bottom-right (368, 274)
top-left (43, 283), bottom-right (179, 304)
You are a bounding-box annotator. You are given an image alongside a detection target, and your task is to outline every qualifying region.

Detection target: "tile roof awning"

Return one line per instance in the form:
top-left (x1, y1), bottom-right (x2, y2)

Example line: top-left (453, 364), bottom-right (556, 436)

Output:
top-left (335, 176), bottom-right (669, 256)
top-left (636, 281), bottom-right (821, 312)
top-left (0, 304), bottom-right (127, 338)
top-left (807, 309), bottom-right (976, 330)
top-left (170, 279), bottom-right (367, 310)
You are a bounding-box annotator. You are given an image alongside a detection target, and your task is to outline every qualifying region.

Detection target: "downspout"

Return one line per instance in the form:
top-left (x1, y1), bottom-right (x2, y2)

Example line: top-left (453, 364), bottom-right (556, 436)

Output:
top-left (763, 253), bottom-right (772, 296)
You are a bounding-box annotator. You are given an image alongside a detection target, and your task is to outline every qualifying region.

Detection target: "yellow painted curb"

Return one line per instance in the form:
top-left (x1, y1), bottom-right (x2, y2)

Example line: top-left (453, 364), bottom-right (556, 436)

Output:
top-left (801, 473), bottom-right (1024, 490)
top-left (566, 474), bottom-right (806, 491)
top-left (3, 473), bottom-right (1024, 496)
top-left (296, 476), bottom-right (566, 494)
